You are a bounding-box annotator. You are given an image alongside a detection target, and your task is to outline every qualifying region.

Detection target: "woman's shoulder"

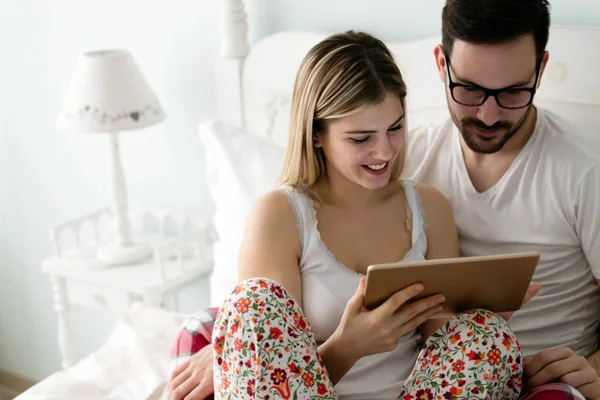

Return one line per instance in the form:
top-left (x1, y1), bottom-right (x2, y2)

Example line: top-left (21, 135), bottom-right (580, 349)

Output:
top-left (244, 189), bottom-right (302, 255)
top-left (403, 180), bottom-right (455, 229)
top-left (403, 182), bottom-right (459, 258)
top-left (412, 181), bottom-right (449, 207)
top-left (249, 188), bottom-right (297, 223)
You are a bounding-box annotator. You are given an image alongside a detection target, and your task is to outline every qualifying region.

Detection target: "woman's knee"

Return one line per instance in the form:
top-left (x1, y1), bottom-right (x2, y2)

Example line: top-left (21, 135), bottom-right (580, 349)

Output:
top-left (214, 278), bottom-right (304, 335)
top-left (410, 309), bottom-right (523, 399)
top-left (427, 308), bottom-right (521, 359)
top-left (447, 308), bottom-right (515, 335)
top-left (221, 278), bottom-right (295, 311)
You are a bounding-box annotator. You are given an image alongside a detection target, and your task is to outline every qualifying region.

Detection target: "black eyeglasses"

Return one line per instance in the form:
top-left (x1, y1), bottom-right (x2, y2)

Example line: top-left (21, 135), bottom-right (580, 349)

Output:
top-left (445, 53), bottom-right (541, 110)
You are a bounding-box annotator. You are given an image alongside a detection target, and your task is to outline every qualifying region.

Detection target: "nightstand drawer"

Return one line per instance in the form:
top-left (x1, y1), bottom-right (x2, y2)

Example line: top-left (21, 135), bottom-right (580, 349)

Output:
top-left (66, 280), bottom-right (131, 311)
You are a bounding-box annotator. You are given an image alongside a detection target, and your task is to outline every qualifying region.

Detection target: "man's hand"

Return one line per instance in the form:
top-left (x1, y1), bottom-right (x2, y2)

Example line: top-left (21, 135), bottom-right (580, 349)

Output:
top-left (523, 347), bottom-right (600, 399)
top-left (168, 346), bottom-right (214, 400)
top-left (497, 283), bottom-right (541, 321)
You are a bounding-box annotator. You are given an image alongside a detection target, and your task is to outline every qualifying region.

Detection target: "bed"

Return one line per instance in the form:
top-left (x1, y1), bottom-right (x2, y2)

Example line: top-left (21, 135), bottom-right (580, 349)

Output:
top-left (20, 0), bottom-right (600, 398)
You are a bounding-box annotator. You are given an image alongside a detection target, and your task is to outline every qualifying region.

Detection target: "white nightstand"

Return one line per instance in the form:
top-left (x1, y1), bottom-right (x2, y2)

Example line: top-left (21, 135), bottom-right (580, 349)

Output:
top-left (41, 205), bottom-right (215, 369)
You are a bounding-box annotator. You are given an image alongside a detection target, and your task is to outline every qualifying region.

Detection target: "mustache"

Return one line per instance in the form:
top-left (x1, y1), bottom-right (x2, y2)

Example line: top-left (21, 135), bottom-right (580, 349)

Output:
top-left (462, 118), bottom-right (512, 131)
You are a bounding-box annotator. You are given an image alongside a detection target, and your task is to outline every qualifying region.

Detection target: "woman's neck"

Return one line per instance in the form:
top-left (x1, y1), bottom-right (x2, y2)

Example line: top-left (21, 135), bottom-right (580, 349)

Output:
top-left (312, 172), bottom-right (396, 209)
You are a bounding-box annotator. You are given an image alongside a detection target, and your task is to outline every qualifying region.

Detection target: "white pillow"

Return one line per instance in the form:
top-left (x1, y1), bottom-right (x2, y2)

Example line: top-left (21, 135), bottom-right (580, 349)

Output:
top-left (199, 120), bottom-right (285, 306)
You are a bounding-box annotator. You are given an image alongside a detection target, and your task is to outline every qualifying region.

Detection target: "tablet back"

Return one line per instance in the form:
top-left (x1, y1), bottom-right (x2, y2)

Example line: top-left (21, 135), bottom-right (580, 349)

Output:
top-left (364, 252), bottom-right (540, 312)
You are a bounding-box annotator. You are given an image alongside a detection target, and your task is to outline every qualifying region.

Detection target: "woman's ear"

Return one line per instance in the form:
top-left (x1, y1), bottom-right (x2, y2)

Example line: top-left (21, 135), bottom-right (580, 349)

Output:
top-left (313, 133), bottom-right (322, 148)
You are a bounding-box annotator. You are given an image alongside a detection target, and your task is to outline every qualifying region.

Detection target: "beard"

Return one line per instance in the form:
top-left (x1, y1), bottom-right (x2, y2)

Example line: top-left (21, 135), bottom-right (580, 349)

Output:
top-left (449, 104), bottom-right (533, 154)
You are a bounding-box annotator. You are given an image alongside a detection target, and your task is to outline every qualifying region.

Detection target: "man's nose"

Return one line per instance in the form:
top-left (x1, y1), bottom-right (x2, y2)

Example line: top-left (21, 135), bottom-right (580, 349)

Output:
top-left (477, 95), bottom-right (502, 127)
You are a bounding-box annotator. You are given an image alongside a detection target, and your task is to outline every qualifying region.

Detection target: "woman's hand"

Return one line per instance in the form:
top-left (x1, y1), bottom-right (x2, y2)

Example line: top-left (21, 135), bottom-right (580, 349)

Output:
top-left (331, 277), bottom-right (445, 362)
top-left (168, 346), bottom-right (214, 400)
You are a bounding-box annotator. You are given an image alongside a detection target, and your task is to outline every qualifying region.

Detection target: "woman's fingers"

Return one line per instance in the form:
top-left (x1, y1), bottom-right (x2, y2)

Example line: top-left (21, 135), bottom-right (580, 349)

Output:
top-left (396, 303), bottom-right (445, 335)
top-left (373, 283), bottom-right (425, 319)
top-left (400, 294), bottom-right (446, 321)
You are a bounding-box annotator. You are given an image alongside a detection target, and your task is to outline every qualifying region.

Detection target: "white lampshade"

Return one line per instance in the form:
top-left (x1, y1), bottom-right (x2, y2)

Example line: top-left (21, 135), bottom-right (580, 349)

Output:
top-left (56, 50), bottom-right (165, 133)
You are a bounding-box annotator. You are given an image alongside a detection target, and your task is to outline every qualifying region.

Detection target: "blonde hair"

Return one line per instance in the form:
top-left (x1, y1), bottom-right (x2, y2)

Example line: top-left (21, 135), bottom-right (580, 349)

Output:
top-left (277, 31), bottom-right (408, 188)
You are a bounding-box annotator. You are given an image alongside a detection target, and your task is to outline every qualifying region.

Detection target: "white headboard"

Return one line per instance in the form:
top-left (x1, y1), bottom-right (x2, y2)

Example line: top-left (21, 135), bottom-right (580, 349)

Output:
top-left (215, 1), bottom-right (600, 146)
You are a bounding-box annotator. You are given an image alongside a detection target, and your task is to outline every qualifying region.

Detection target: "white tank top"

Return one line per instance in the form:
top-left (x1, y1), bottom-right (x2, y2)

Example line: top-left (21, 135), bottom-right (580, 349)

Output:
top-left (279, 180), bottom-right (428, 400)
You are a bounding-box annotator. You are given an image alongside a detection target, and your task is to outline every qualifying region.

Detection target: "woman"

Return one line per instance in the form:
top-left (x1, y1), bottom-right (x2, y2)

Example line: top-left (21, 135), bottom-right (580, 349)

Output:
top-left (211, 31), bottom-right (524, 399)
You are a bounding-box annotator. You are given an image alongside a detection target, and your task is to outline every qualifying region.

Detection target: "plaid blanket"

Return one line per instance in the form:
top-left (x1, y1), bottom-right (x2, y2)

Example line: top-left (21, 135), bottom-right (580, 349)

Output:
top-left (522, 384), bottom-right (586, 399)
top-left (170, 307), bottom-right (219, 371)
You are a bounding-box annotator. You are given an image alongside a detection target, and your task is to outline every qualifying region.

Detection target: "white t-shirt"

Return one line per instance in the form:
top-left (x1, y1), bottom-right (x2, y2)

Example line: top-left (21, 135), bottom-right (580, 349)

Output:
top-left (403, 107), bottom-right (600, 357)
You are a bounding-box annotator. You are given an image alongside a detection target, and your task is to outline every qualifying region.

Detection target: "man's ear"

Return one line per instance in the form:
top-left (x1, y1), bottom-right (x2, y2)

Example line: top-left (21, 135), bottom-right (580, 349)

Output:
top-left (433, 45), bottom-right (447, 83)
top-left (536, 50), bottom-right (550, 88)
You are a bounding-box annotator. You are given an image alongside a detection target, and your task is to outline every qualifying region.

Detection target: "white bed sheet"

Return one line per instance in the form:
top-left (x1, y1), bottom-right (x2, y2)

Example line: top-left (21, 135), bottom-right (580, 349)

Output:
top-left (19, 303), bottom-right (185, 400)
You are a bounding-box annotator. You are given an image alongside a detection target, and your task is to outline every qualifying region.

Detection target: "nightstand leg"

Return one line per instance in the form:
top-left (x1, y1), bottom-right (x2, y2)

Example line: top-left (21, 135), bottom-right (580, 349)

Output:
top-left (50, 276), bottom-right (75, 369)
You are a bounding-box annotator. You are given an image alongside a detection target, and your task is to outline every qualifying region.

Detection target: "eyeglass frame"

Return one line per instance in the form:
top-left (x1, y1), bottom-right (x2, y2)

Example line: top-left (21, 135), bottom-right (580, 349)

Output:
top-left (444, 52), bottom-right (542, 110)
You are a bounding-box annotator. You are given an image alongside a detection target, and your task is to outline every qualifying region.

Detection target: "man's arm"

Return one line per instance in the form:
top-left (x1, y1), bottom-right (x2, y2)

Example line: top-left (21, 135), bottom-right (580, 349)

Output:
top-left (589, 314), bottom-right (600, 376)
top-left (588, 278), bottom-right (600, 376)
top-left (575, 162), bottom-right (600, 375)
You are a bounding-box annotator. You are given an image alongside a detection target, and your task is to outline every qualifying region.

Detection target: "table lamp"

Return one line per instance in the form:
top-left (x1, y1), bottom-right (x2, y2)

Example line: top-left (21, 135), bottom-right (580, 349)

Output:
top-left (56, 50), bottom-right (166, 266)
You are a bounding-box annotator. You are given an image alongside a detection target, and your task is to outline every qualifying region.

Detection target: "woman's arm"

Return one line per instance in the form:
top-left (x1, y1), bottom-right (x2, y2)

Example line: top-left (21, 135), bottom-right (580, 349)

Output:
top-left (238, 190), bottom-right (356, 384)
top-left (238, 190), bottom-right (303, 303)
top-left (317, 333), bottom-right (360, 385)
top-left (416, 184), bottom-right (460, 340)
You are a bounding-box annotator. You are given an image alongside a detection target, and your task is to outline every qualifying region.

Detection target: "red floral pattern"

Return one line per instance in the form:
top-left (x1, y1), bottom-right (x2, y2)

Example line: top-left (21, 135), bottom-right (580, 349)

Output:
top-left (214, 280), bottom-right (523, 399)
top-left (398, 309), bottom-right (523, 400)
top-left (213, 278), bottom-right (337, 399)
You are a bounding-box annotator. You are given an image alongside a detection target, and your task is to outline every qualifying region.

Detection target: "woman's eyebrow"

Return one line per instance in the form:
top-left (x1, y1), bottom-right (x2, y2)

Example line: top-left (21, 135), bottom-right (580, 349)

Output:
top-left (344, 114), bottom-right (405, 134)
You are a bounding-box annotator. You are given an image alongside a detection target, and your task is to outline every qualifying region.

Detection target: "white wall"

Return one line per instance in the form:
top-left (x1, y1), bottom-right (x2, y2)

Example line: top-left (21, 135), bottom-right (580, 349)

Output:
top-left (0, 0), bottom-right (223, 381)
top-left (1, 0), bottom-right (599, 382)
top-left (267, 0), bottom-right (600, 40)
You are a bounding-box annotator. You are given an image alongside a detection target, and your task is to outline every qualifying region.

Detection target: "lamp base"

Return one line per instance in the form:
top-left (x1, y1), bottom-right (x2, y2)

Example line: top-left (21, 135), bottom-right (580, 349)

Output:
top-left (97, 241), bottom-right (152, 266)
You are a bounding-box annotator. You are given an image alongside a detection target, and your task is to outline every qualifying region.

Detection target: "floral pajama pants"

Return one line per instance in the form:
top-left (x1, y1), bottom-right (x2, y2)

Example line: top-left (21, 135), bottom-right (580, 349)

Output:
top-left (211, 278), bottom-right (577, 399)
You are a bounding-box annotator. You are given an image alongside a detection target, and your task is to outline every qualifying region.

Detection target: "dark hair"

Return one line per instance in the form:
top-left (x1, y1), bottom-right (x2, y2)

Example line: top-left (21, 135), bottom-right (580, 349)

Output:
top-left (442, 0), bottom-right (551, 61)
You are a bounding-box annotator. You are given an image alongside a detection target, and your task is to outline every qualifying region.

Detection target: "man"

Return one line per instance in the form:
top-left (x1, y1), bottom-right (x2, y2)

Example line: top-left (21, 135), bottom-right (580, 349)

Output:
top-left (169, 0), bottom-right (600, 398)
top-left (403, 0), bottom-right (600, 398)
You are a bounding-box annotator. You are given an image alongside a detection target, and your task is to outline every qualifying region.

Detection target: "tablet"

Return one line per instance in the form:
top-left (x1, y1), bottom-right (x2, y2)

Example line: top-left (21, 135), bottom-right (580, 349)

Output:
top-left (363, 252), bottom-right (540, 314)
